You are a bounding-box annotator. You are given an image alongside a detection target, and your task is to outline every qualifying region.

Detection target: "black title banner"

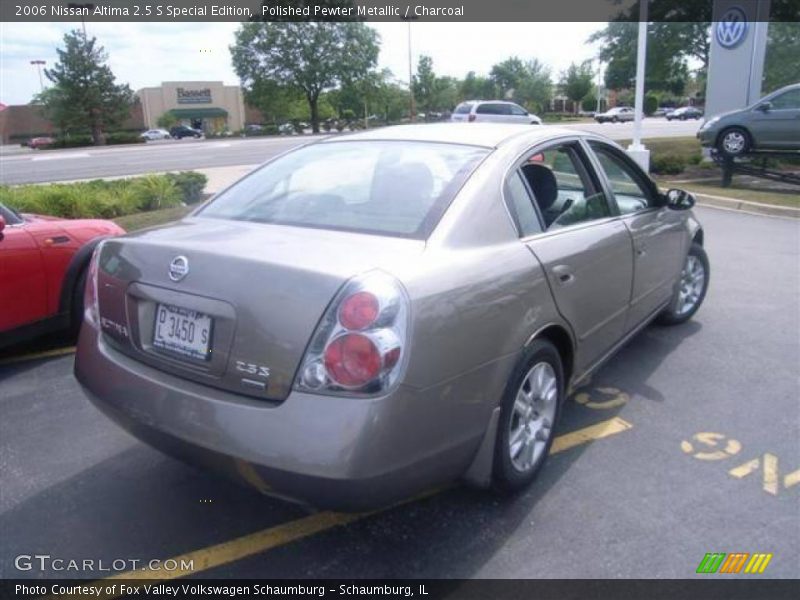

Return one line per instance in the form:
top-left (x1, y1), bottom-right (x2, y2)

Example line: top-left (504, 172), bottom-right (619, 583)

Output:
top-left (2, 0), bottom-right (800, 23)
top-left (3, 579), bottom-right (800, 600)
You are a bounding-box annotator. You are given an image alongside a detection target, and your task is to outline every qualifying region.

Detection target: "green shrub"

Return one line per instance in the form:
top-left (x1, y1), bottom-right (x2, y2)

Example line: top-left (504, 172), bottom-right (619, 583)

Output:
top-left (0, 172), bottom-right (205, 219)
top-left (49, 135), bottom-right (93, 149)
top-left (687, 153), bottom-right (703, 166)
top-left (106, 132), bottom-right (145, 145)
top-left (165, 171), bottom-right (208, 204)
top-left (131, 175), bottom-right (182, 211)
top-left (644, 94), bottom-right (659, 116)
top-left (650, 153), bottom-right (687, 175)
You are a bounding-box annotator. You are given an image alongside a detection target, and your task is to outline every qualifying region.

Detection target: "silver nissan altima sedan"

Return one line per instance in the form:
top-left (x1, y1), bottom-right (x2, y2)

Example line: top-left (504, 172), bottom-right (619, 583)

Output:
top-left (75, 124), bottom-right (709, 510)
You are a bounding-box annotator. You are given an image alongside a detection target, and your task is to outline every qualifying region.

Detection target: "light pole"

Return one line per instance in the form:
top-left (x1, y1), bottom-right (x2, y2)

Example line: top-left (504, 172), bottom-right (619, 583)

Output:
top-left (30, 60), bottom-right (46, 93)
top-left (595, 59), bottom-right (603, 113)
top-left (627, 0), bottom-right (650, 171)
top-left (402, 17), bottom-right (417, 122)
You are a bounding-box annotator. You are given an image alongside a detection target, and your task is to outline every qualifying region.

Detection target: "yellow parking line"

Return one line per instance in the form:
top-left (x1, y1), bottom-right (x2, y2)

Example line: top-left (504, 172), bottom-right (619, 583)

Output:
top-left (550, 416), bottom-right (633, 454)
top-left (84, 416), bottom-right (631, 590)
top-left (0, 346), bottom-right (76, 366)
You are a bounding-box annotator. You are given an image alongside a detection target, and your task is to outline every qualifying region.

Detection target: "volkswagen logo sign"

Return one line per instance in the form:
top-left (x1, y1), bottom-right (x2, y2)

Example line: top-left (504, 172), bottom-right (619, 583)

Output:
top-left (168, 256), bottom-right (189, 282)
top-left (715, 6), bottom-right (749, 49)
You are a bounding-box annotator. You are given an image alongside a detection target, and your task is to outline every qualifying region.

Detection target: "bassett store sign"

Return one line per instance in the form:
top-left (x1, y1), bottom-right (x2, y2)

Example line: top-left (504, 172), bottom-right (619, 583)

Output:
top-left (177, 88), bottom-right (212, 104)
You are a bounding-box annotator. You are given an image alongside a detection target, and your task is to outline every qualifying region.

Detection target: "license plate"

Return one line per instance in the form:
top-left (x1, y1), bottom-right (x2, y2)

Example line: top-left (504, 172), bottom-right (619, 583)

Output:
top-left (153, 303), bottom-right (212, 361)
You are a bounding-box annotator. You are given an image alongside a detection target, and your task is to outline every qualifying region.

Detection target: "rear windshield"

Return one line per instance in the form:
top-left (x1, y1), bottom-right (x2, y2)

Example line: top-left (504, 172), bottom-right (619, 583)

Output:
top-left (198, 141), bottom-right (489, 238)
top-left (454, 102), bottom-right (474, 114)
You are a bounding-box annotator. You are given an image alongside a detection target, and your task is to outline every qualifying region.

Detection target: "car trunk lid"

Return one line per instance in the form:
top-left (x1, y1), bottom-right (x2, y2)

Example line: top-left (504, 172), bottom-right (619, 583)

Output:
top-left (96, 217), bottom-right (424, 401)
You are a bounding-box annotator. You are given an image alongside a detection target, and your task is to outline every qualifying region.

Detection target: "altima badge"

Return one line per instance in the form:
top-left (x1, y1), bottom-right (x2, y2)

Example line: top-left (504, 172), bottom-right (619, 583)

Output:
top-left (168, 256), bottom-right (189, 282)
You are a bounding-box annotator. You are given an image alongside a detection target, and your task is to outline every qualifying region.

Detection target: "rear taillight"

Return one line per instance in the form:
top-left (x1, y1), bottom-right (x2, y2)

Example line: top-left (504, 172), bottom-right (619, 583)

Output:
top-left (84, 241), bottom-right (104, 326)
top-left (296, 271), bottom-right (409, 395)
top-left (468, 114), bottom-right (476, 122)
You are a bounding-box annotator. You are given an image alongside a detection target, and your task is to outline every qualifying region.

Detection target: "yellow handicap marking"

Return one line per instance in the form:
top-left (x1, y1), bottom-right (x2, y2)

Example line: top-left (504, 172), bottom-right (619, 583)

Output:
top-left (681, 432), bottom-right (742, 460)
top-left (574, 386), bottom-right (630, 410)
top-left (683, 432), bottom-right (797, 496)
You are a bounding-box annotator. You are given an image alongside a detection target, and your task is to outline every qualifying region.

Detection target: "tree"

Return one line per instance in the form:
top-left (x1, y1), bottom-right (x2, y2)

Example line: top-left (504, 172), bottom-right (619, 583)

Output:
top-left (560, 62), bottom-right (594, 113)
top-left (490, 57), bottom-right (552, 113)
top-left (42, 30), bottom-right (134, 145)
top-left (763, 22), bottom-right (800, 93)
top-left (589, 0), bottom-right (712, 95)
top-left (231, 23), bottom-right (379, 133)
top-left (460, 71), bottom-right (495, 101)
top-left (411, 55), bottom-right (438, 113)
top-left (157, 112), bottom-right (178, 129)
top-left (32, 87), bottom-right (72, 136)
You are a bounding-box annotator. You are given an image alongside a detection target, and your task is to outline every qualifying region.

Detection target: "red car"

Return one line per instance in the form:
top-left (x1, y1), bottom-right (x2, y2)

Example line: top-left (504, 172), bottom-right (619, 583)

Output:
top-left (0, 203), bottom-right (125, 347)
top-left (28, 136), bottom-right (56, 149)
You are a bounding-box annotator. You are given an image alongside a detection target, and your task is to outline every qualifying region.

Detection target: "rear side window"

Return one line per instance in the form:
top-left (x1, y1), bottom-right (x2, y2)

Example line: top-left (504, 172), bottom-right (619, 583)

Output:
top-left (505, 172), bottom-right (542, 237)
top-left (198, 141), bottom-right (489, 239)
top-left (454, 102), bottom-right (474, 114)
top-left (476, 103), bottom-right (508, 115)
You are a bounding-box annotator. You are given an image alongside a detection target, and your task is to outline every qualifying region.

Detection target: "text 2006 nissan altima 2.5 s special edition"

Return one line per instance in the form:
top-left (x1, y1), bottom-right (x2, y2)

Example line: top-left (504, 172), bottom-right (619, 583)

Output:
top-left (75, 124), bottom-right (709, 510)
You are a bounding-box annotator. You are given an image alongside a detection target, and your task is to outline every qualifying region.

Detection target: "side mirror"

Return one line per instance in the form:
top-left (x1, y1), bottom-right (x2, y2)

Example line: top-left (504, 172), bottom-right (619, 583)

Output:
top-left (0, 215), bottom-right (5, 240)
top-left (757, 101), bottom-right (772, 112)
top-left (664, 189), bottom-right (696, 211)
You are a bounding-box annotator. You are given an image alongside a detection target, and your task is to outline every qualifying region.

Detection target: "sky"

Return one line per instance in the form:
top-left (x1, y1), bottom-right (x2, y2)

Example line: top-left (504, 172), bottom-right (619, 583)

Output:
top-left (0, 22), bottom-right (603, 106)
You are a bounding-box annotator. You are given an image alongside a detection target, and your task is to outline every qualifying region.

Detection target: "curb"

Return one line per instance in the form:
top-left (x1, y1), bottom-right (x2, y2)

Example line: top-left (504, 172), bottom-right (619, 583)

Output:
top-left (693, 192), bottom-right (799, 219)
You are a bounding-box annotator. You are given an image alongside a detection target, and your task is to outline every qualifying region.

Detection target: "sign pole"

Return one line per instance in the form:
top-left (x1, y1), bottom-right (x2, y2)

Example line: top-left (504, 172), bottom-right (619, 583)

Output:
top-left (627, 0), bottom-right (650, 171)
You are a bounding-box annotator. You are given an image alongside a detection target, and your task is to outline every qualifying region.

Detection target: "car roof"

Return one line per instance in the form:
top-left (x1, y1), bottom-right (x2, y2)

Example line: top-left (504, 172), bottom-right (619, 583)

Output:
top-left (323, 123), bottom-right (579, 149)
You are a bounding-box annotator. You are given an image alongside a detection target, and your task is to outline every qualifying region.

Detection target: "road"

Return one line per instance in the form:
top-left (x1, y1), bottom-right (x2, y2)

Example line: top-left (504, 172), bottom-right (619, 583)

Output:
top-left (0, 119), bottom-right (701, 185)
top-left (1, 206), bottom-right (797, 580)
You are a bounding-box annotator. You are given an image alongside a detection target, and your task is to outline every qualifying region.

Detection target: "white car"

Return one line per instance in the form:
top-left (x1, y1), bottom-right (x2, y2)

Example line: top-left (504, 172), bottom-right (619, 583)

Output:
top-left (451, 101), bottom-right (542, 125)
top-left (594, 107), bottom-right (635, 124)
top-left (140, 129), bottom-right (171, 141)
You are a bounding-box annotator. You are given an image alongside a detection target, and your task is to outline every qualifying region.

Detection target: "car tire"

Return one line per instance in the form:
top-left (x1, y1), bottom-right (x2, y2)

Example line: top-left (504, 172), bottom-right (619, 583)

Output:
top-left (68, 267), bottom-right (88, 338)
top-left (611, 116), bottom-right (619, 123)
top-left (493, 339), bottom-right (564, 492)
top-left (717, 127), bottom-right (751, 157)
top-left (656, 243), bottom-right (710, 326)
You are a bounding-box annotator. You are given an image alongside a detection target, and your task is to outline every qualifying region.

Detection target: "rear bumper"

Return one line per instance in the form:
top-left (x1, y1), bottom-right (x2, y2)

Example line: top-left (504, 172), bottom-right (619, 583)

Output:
top-left (74, 323), bottom-right (494, 511)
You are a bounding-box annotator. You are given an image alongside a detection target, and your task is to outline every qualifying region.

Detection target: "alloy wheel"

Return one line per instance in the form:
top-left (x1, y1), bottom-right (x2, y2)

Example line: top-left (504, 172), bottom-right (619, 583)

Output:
top-left (676, 254), bottom-right (706, 316)
top-left (508, 362), bottom-right (558, 472)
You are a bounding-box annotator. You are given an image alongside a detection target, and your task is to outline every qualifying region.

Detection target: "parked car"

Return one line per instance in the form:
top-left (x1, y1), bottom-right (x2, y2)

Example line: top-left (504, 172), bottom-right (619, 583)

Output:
top-left (451, 100), bottom-right (542, 125)
top-left (652, 108), bottom-right (670, 118)
top-left (169, 125), bottom-right (203, 140)
top-left (28, 136), bottom-right (55, 149)
top-left (666, 107), bottom-right (704, 121)
top-left (140, 129), bottom-right (171, 141)
top-left (594, 107), bottom-right (635, 123)
top-left (697, 82), bottom-right (800, 157)
top-left (0, 203), bottom-right (124, 347)
top-left (75, 124), bottom-right (708, 511)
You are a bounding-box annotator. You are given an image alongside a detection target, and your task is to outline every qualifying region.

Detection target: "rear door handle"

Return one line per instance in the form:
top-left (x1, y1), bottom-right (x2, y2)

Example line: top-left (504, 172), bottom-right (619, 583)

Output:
top-left (552, 265), bottom-right (575, 285)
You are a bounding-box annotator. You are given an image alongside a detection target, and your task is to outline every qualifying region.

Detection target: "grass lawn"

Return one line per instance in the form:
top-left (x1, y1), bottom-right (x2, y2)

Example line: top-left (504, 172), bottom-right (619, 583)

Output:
top-left (619, 136), bottom-right (704, 159)
top-left (114, 205), bottom-right (194, 232)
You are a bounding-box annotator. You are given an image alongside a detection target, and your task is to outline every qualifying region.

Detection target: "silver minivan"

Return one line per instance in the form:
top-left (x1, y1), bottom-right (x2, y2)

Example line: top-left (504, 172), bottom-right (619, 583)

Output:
top-left (451, 100), bottom-right (543, 125)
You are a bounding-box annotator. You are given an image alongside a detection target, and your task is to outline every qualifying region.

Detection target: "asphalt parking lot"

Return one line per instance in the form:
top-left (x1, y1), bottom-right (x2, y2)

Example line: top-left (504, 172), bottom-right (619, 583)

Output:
top-left (1, 206), bottom-right (797, 580)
